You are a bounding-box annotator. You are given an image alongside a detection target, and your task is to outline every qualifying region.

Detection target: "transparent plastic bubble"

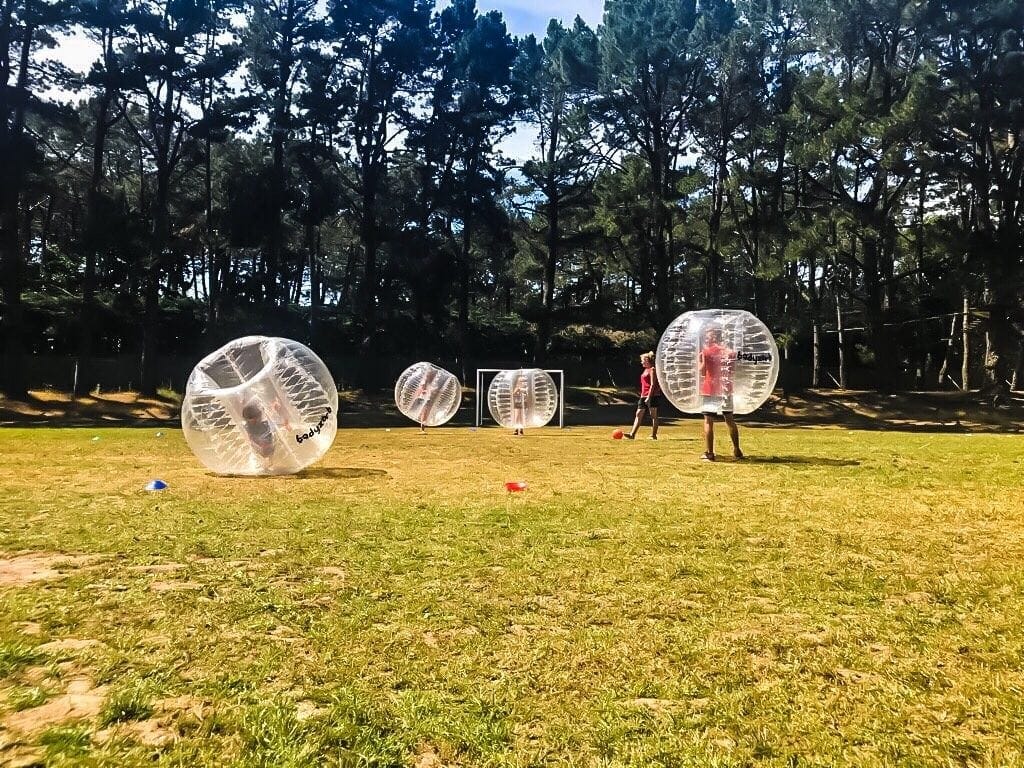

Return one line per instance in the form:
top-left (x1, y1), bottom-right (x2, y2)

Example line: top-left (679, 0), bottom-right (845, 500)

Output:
top-left (656, 309), bottom-right (779, 415)
top-left (181, 336), bottom-right (338, 475)
top-left (487, 368), bottom-right (558, 429)
top-left (394, 362), bottom-right (462, 427)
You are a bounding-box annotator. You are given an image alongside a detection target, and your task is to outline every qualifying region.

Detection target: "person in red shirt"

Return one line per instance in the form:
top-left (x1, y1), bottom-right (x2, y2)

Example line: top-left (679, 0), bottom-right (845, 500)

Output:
top-left (699, 325), bottom-right (742, 461)
top-left (625, 351), bottom-right (661, 440)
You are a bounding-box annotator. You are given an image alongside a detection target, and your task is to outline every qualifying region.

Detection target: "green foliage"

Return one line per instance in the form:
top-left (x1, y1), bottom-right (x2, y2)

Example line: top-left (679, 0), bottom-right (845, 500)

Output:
top-left (0, 642), bottom-right (40, 677)
top-left (8, 685), bottom-right (49, 711)
top-left (40, 725), bottom-right (92, 759)
top-left (100, 684), bottom-right (154, 725)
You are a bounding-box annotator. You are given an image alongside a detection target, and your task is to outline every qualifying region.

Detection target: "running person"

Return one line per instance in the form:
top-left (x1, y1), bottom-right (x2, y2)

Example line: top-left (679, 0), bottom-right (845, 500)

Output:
top-left (699, 326), bottom-right (742, 461)
top-left (625, 351), bottom-right (660, 440)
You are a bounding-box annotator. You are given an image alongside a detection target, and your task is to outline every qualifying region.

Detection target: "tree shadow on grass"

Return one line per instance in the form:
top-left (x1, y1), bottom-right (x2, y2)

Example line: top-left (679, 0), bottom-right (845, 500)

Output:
top-left (739, 455), bottom-right (860, 467)
top-left (296, 467), bottom-right (388, 479)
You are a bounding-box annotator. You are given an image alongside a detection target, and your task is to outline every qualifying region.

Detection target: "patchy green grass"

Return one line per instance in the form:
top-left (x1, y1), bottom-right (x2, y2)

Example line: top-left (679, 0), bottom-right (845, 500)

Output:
top-left (1, 423), bottom-right (1023, 766)
top-left (100, 683), bottom-right (154, 726)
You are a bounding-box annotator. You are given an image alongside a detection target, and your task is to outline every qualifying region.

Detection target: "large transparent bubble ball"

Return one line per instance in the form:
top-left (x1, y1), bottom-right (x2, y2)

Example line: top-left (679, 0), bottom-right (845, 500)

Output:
top-left (181, 336), bottom-right (338, 476)
top-left (394, 362), bottom-right (462, 427)
top-left (656, 309), bottom-right (779, 415)
top-left (487, 368), bottom-right (558, 429)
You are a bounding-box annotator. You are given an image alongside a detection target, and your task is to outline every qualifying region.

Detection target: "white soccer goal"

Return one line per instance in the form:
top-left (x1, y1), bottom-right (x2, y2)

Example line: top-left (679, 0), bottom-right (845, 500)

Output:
top-left (475, 368), bottom-right (565, 428)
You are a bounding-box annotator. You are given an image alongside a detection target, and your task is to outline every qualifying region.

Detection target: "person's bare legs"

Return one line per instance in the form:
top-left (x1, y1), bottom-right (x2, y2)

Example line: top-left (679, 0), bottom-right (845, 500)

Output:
top-left (650, 407), bottom-right (658, 439)
top-left (703, 413), bottom-right (715, 459)
top-left (724, 413), bottom-right (742, 457)
top-left (627, 407), bottom-right (644, 438)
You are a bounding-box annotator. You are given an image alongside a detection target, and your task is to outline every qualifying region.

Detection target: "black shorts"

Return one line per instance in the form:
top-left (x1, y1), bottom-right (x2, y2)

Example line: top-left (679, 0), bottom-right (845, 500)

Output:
top-left (637, 394), bottom-right (662, 411)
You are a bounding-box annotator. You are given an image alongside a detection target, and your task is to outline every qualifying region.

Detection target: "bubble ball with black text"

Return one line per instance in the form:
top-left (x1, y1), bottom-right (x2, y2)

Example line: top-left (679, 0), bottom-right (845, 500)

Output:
top-left (655, 309), bottom-right (779, 415)
top-left (181, 336), bottom-right (338, 475)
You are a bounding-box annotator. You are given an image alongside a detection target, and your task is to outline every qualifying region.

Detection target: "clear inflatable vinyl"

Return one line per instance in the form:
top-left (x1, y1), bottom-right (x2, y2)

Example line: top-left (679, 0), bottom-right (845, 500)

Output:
top-left (487, 368), bottom-right (558, 429)
top-left (656, 309), bottom-right (779, 415)
top-left (394, 362), bottom-right (462, 427)
top-left (181, 336), bottom-right (338, 475)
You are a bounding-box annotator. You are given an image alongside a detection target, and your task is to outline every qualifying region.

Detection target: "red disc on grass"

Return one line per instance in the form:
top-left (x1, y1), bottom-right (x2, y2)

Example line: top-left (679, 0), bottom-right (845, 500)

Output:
top-left (505, 481), bottom-right (528, 492)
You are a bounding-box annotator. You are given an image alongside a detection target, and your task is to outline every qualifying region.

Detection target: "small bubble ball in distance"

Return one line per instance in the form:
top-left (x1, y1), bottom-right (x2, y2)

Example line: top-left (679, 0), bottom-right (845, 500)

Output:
top-left (487, 369), bottom-right (558, 430)
top-left (394, 362), bottom-right (462, 427)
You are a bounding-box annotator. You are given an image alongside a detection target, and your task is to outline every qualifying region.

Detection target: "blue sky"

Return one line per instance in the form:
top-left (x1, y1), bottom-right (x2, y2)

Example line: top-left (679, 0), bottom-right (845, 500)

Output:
top-left (480, 0), bottom-right (603, 36)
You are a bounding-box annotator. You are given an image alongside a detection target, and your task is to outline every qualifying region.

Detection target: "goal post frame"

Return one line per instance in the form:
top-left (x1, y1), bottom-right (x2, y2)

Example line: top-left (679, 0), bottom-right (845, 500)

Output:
top-left (474, 368), bottom-right (565, 428)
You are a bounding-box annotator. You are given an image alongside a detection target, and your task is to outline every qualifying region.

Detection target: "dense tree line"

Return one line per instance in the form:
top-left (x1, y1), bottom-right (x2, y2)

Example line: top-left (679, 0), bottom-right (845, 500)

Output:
top-left (1, 0), bottom-right (1022, 396)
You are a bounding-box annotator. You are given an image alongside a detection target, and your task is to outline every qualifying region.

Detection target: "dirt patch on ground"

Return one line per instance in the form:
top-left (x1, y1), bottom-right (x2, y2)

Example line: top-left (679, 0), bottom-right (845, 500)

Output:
top-left (126, 563), bottom-right (186, 574)
top-left (0, 552), bottom-right (97, 588)
top-left (149, 580), bottom-right (204, 592)
top-left (621, 698), bottom-right (686, 715)
top-left (413, 743), bottom-right (451, 768)
top-left (94, 695), bottom-right (205, 748)
top-left (3, 681), bottom-right (205, 749)
top-left (36, 638), bottom-right (104, 654)
top-left (2, 678), bottom-right (109, 735)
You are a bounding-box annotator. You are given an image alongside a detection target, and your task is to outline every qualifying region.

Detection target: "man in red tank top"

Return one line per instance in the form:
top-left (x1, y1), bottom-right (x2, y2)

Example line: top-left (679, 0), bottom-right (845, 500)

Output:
top-left (699, 325), bottom-right (742, 461)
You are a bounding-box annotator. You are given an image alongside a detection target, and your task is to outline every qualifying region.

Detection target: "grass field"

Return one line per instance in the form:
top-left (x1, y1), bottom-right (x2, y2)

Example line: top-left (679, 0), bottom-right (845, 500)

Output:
top-left (1, 423), bottom-right (1023, 766)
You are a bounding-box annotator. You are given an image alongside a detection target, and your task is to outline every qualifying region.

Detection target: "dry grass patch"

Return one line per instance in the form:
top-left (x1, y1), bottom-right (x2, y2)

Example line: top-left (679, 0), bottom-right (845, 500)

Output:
top-left (0, 553), bottom-right (97, 587)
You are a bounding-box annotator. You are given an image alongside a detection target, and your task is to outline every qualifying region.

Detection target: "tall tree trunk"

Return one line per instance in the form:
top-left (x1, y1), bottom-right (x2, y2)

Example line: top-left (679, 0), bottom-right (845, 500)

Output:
top-left (310, 224), bottom-right (322, 344)
top-left (536, 171), bottom-right (559, 361)
top-left (861, 232), bottom-right (892, 390)
top-left (76, 81), bottom-right (116, 396)
top-left (456, 217), bottom-right (471, 381)
top-left (0, 19), bottom-right (34, 398)
top-left (1011, 341), bottom-right (1024, 392)
top-left (706, 149), bottom-right (727, 306)
top-left (937, 310), bottom-right (961, 388)
top-left (140, 163), bottom-right (170, 397)
top-left (834, 273), bottom-right (847, 389)
top-left (360, 184), bottom-right (379, 339)
top-left (961, 294), bottom-right (971, 391)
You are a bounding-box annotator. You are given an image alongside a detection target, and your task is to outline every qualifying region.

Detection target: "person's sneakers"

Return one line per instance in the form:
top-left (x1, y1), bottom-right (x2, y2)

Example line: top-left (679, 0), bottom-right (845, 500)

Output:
top-left (733, 449), bottom-right (744, 459)
top-left (650, 435), bottom-right (658, 440)
top-left (623, 433), bottom-right (635, 440)
top-left (701, 452), bottom-right (716, 461)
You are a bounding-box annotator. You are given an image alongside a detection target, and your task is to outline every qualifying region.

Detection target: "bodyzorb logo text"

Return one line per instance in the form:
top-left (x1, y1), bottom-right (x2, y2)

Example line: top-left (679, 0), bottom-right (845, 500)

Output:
top-left (737, 352), bottom-right (772, 364)
top-left (295, 407), bottom-right (332, 443)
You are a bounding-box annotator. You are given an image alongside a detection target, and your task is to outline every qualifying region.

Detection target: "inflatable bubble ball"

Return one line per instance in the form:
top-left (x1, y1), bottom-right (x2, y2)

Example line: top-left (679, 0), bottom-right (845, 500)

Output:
top-left (487, 368), bottom-right (558, 429)
top-left (656, 309), bottom-right (779, 415)
top-left (394, 362), bottom-right (462, 427)
top-left (181, 336), bottom-right (338, 475)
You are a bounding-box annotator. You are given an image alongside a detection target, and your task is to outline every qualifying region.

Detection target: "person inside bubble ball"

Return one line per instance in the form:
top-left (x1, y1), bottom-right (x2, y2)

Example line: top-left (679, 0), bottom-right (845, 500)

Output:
top-left (412, 367), bottom-right (438, 433)
top-left (625, 351), bottom-right (660, 440)
top-left (241, 401), bottom-right (278, 469)
top-left (511, 375), bottom-right (527, 436)
top-left (698, 325), bottom-right (743, 461)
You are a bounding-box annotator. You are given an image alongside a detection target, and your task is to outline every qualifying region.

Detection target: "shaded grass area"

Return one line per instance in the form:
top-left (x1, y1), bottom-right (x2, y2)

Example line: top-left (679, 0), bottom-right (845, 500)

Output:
top-left (5, 387), bottom-right (1024, 433)
top-left (1, 425), bottom-right (1023, 765)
